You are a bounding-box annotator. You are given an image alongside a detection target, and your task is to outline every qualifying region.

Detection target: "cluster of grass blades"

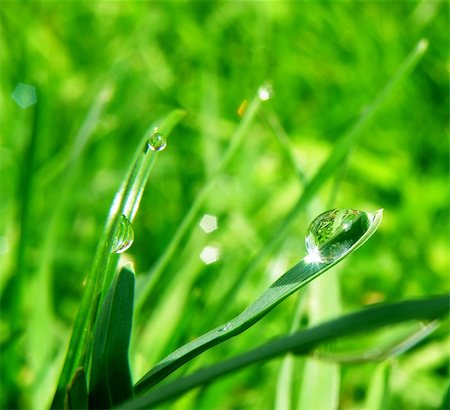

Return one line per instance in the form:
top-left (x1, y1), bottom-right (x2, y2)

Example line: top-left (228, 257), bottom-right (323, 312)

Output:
top-left (44, 38), bottom-right (450, 410)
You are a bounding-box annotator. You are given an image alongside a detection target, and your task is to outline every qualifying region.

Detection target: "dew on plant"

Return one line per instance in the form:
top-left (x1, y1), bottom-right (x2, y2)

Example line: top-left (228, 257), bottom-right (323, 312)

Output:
top-left (147, 127), bottom-right (167, 152)
top-left (218, 322), bottom-right (232, 332)
top-left (200, 245), bottom-right (220, 265)
top-left (11, 83), bottom-right (37, 108)
top-left (304, 208), bottom-right (382, 263)
top-left (257, 84), bottom-right (273, 101)
top-left (199, 214), bottom-right (218, 234)
top-left (111, 215), bottom-right (135, 254)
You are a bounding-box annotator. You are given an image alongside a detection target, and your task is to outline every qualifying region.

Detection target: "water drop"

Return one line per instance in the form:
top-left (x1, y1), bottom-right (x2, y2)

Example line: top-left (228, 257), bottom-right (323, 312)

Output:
top-left (305, 208), bottom-right (377, 263)
top-left (111, 215), bottom-right (134, 254)
top-left (257, 84), bottom-right (273, 101)
top-left (218, 322), bottom-right (232, 332)
top-left (147, 127), bottom-right (167, 152)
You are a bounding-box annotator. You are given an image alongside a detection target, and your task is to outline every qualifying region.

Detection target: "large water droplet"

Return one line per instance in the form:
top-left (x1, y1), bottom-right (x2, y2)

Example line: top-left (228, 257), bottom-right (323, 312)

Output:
top-left (111, 215), bottom-right (134, 254)
top-left (147, 128), bottom-right (167, 152)
top-left (305, 208), bottom-right (376, 263)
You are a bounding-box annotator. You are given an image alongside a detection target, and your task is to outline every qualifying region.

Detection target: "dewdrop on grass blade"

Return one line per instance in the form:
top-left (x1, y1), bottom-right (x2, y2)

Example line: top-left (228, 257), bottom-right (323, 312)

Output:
top-left (305, 208), bottom-right (383, 263)
top-left (257, 83), bottom-right (273, 101)
top-left (147, 127), bottom-right (167, 152)
top-left (111, 215), bottom-right (134, 254)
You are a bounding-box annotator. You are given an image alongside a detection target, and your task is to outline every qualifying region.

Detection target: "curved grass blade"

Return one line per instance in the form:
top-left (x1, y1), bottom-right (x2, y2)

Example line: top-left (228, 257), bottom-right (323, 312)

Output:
top-left (89, 266), bottom-right (135, 409)
top-left (121, 294), bottom-right (449, 409)
top-left (51, 109), bottom-right (185, 409)
top-left (134, 210), bottom-right (383, 394)
top-left (208, 39), bottom-right (429, 323)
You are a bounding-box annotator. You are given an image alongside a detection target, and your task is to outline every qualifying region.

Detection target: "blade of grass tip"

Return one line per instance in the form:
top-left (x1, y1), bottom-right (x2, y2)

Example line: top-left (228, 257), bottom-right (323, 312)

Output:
top-left (30, 86), bottom-right (111, 409)
top-left (122, 294), bottom-right (450, 409)
top-left (212, 39), bottom-right (428, 322)
top-left (363, 362), bottom-right (391, 410)
top-left (134, 83), bottom-right (269, 315)
top-left (51, 109), bottom-right (185, 409)
top-left (134, 210), bottom-right (383, 394)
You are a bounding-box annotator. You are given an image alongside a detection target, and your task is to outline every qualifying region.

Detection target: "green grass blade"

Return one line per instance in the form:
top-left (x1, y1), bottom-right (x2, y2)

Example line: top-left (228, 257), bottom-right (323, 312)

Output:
top-left (135, 84), bottom-right (267, 313)
top-left (51, 109), bottom-right (185, 409)
top-left (134, 210), bottom-right (383, 394)
top-left (89, 266), bottom-right (135, 409)
top-left (210, 39), bottom-right (428, 322)
top-left (67, 368), bottom-right (88, 410)
top-left (298, 274), bottom-right (341, 410)
top-left (122, 294), bottom-right (449, 409)
top-left (363, 362), bottom-right (391, 410)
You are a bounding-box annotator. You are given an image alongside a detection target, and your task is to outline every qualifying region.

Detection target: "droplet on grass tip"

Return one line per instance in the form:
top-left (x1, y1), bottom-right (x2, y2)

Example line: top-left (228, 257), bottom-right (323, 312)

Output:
top-left (12, 83), bottom-right (37, 108)
top-left (257, 84), bottom-right (273, 101)
top-left (147, 128), bottom-right (167, 152)
top-left (305, 208), bottom-right (382, 263)
top-left (111, 215), bottom-right (134, 254)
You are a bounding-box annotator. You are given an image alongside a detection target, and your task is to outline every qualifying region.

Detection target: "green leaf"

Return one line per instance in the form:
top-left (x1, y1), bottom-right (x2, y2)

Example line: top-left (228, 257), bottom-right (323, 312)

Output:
top-left (67, 368), bottom-right (88, 410)
top-left (134, 209), bottom-right (383, 394)
top-left (51, 109), bottom-right (185, 409)
top-left (121, 294), bottom-right (449, 409)
top-left (89, 266), bottom-right (135, 409)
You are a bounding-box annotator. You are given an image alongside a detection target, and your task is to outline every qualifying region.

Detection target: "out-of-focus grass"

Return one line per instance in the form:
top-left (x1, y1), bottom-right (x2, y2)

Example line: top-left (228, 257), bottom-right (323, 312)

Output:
top-left (0, 2), bottom-right (448, 409)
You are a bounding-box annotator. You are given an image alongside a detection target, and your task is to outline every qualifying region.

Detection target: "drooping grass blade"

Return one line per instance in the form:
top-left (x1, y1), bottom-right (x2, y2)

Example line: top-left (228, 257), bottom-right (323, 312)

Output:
top-left (134, 210), bottom-right (383, 394)
top-left (122, 294), bottom-right (449, 409)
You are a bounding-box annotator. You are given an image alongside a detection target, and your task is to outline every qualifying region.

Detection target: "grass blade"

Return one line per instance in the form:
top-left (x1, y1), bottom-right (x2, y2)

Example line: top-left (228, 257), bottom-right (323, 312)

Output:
top-left (67, 368), bottom-right (88, 410)
top-left (51, 109), bottom-right (185, 409)
top-left (363, 362), bottom-right (391, 410)
top-left (134, 210), bottom-right (383, 394)
top-left (122, 294), bottom-right (449, 409)
top-left (89, 267), bottom-right (135, 409)
top-left (135, 84), bottom-right (267, 313)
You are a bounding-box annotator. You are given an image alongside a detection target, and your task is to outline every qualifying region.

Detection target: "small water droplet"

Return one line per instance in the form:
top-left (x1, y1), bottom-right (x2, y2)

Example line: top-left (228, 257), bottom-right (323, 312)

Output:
top-left (305, 208), bottom-right (375, 263)
top-left (12, 83), bottom-right (37, 108)
top-left (257, 84), bottom-right (273, 101)
top-left (111, 215), bottom-right (134, 254)
top-left (147, 127), bottom-right (167, 152)
top-left (218, 322), bottom-right (232, 332)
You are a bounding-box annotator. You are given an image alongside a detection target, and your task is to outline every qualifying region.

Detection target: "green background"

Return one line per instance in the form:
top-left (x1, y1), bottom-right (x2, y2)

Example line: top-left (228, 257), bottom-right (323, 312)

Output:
top-left (1, 2), bottom-right (448, 409)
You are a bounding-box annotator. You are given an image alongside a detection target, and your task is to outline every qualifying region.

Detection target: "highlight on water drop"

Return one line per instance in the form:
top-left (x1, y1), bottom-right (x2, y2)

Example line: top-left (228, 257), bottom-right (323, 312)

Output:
top-left (111, 215), bottom-right (135, 254)
top-left (147, 127), bottom-right (167, 152)
top-left (304, 208), bottom-right (381, 264)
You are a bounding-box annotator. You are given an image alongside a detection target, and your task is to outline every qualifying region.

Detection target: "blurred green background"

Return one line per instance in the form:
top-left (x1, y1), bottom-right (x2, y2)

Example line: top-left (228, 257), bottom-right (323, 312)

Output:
top-left (1, 2), bottom-right (448, 409)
